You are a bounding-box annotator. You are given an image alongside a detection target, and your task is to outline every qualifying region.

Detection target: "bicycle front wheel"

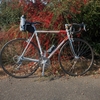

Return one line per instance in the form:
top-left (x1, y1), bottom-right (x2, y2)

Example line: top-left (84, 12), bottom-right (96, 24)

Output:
top-left (0, 38), bottom-right (40, 78)
top-left (58, 38), bottom-right (94, 76)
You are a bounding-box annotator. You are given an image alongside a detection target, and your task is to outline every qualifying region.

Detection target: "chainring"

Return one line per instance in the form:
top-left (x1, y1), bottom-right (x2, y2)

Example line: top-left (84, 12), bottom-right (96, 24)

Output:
top-left (39, 57), bottom-right (51, 68)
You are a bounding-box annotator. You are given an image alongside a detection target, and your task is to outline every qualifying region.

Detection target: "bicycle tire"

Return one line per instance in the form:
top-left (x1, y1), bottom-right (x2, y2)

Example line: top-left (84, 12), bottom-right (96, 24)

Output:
top-left (58, 38), bottom-right (94, 76)
top-left (0, 38), bottom-right (40, 78)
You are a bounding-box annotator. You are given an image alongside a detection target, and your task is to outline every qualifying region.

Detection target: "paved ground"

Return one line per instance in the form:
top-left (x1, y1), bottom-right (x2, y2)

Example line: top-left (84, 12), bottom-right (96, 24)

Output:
top-left (0, 75), bottom-right (100, 100)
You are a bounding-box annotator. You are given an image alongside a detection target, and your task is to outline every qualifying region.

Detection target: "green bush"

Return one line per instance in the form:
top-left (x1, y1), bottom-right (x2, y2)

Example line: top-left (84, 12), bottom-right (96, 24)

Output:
top-left (0, 0), bottom-right (100, 54)
top-left (0, 1), bottom-right (22, 30)
top-left (75, 0), bottom-right (100, 39)
top-left (75, 0), bottom-right (100, 53)
top-left (47, 0), bottom-right (100, 54)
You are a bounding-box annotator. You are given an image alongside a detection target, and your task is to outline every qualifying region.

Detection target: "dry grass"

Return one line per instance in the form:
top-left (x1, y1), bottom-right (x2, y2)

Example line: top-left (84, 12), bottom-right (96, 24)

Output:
top-left (0, 58), bottom-right (100, 79)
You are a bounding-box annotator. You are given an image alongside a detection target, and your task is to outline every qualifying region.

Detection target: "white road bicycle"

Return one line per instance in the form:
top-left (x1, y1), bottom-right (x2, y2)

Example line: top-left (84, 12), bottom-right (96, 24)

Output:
top-left (0, 15), bottom-right (94, 78)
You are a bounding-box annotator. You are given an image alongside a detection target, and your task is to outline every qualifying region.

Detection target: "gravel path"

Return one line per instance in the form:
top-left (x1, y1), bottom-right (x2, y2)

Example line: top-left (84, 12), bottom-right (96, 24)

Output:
top-left (0, 75), bottom-right (100, 100)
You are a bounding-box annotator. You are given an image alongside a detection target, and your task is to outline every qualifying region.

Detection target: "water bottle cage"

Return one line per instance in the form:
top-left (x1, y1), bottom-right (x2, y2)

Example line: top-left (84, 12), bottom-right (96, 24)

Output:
top-left (47, 45), bottom-right (55, 53)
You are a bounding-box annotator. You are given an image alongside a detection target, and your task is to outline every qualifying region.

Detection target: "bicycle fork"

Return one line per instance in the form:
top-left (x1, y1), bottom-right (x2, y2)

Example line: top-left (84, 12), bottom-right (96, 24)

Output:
top-left (65, 24), bottom-right (77, 57)
top-left (69, 38), bottom-right (76, 56)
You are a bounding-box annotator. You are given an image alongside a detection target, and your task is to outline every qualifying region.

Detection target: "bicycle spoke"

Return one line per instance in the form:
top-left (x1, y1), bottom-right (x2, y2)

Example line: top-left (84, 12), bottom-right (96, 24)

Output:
top-left (59, 38), bottom-right (94, 76)
top-left (0, 38), bottom-right (40, 78)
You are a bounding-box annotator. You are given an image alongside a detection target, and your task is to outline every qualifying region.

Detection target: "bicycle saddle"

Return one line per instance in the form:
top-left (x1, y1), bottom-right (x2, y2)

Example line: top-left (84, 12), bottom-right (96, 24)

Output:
top-left (25, 21), bottom-right (42, 33)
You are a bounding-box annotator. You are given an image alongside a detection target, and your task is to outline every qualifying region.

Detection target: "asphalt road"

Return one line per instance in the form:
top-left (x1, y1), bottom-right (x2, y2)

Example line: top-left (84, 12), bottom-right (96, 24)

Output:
top-left (0, 75), bottom-right (100, 100)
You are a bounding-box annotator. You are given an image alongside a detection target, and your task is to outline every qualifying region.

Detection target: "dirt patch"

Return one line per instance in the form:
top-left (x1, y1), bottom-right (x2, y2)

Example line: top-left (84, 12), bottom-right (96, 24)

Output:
top-left (0, 57), bottom-right (100, 79)
top-left (0, 68), bottom-right (8, 79)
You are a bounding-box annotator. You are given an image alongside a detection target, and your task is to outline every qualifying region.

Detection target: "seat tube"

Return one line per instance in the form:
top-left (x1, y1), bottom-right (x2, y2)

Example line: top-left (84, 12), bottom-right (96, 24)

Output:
top-left (35, 32), bottom-right (43, 56)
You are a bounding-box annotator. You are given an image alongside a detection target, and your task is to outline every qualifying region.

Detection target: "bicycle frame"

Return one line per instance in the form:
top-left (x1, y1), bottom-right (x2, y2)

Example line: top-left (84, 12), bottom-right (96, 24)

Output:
top-left (35, 30), bottom-right (68, 59)
top-left (17, 24), bottom-right (77, 76)
top-left (18, 24), bottom-right (76, 63)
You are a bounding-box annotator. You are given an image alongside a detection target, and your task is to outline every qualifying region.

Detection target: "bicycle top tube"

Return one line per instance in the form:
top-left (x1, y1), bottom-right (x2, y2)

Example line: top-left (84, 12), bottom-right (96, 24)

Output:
top-left (35, 30), bottom-right (66, 34)
top-left (20, 14), bottom-right (86, 35)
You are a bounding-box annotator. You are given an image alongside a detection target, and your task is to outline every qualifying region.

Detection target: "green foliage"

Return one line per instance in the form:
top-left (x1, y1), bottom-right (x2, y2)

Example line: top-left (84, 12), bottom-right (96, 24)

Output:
top-left (0, 0), bottom-right (100, 54)
top-left (0, 1), bottom-right (22, 30)
top-left (75, 0), bottom-right (100, 40)
top-left (46, 0), bottom-right (100, 53)
top-left (75, 0), bottom-right (100, 53)
top-left (93, 42), bottom-right (100, 54)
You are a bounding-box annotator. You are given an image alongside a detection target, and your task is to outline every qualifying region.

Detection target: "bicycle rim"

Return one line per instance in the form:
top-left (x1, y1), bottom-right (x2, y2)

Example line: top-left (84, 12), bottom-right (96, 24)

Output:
top-left (58, 38), bottom-right (94, 76)
top-left (0, 38), bottom-right (40, 78)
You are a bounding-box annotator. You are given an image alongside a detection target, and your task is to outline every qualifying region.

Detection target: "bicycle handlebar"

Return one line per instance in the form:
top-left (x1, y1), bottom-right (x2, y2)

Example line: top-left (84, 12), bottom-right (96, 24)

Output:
top-left (71, 23), bottom-right (86, 34)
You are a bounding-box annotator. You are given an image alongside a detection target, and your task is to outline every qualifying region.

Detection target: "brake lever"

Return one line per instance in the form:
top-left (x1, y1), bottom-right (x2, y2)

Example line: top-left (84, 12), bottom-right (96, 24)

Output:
top-left (83, 24), bottom-right (86, 31)
top-left (82, 22), bottom-right (86, 31)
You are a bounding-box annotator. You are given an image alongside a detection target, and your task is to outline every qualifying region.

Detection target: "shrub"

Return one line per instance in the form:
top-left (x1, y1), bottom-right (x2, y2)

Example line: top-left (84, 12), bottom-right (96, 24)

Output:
top-left (47, 0), bottom-right (100, 53)
top-left (75, 0), bottom-right (100, 53)
top-left (0, 0), bottom-right (22, 30)
top-left (1, 0), bottom-right (100, 54)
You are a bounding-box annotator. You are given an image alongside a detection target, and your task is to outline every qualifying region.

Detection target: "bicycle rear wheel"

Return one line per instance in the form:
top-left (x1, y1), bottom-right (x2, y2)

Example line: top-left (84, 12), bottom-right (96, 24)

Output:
top-left (58, 38), bottom-right (94, 76)
top-left (0, 38), bottom-right (40, 78)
